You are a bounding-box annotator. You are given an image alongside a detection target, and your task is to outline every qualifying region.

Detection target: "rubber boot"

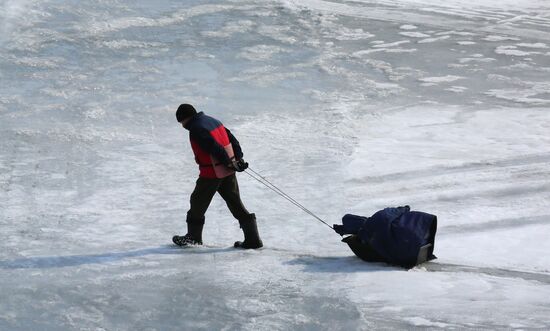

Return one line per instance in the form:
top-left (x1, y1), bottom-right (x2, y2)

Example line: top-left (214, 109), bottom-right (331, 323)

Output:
top-left (173, 222), bottom-right (204, 246)
top-left (234, 214), bottom-right (263, 249)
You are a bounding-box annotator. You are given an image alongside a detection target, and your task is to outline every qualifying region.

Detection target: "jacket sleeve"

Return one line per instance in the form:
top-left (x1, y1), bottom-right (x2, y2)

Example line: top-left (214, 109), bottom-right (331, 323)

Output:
top-left (190, 128), bottom-right (231, 165)
top-left (225, 128), bottom-right (244, 160)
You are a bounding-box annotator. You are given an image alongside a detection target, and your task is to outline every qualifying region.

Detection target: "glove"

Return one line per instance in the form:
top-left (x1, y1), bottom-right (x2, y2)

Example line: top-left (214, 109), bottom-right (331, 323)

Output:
top-left (229, 159), bottom-right (248, 172)
top-left (333, 224), bottom-right (345, 236)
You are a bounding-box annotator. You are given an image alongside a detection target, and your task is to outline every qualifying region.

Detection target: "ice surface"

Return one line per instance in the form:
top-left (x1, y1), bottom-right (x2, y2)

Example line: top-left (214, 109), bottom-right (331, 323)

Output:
top-left (1, 0), bottom-right (549, 330)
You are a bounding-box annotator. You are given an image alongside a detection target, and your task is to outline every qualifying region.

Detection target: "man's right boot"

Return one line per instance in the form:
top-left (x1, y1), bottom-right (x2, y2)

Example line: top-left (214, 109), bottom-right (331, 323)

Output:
top-left (234, 214), bottom-right (263, 249)
top-left (173, 222), bottom-right (204, 247)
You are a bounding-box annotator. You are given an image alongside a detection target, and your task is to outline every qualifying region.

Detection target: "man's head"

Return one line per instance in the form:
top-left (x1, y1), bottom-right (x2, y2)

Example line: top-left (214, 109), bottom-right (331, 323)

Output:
top-left (176, 104), bottom-right (197, 127)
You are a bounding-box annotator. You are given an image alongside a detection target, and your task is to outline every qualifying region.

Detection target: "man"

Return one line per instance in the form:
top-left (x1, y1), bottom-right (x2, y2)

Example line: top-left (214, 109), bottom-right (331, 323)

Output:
top-left (172, 104), bottom-right (263, 249)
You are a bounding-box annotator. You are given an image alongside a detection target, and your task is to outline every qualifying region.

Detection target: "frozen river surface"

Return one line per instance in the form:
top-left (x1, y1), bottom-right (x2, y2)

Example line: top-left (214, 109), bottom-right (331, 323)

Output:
top-left (1, 0), bottom-right (550, 329)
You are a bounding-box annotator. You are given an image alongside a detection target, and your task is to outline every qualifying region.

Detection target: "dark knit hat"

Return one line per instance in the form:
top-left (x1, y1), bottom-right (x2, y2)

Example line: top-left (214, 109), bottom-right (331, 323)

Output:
top-left (176, 104), bottom-right (197, 122)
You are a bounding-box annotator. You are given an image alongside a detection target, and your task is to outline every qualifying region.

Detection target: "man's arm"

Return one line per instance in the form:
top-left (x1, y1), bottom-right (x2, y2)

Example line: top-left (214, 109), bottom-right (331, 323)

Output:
top-left (225, 128), bottom-right (243, 160)
top-left (191, 128), bottom-right (231, 165)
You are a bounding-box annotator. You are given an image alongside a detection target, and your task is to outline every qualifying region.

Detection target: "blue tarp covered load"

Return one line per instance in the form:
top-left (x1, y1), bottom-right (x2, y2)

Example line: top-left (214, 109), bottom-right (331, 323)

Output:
top-left (334, 206), bottom-right (437, 268)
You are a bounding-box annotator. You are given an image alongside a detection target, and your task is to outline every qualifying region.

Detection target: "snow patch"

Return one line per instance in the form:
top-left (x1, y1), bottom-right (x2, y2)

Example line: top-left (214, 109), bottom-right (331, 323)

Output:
top-left (84, 108), bottom-right (107, 119)
top-left (324, 26), bottom-right (375, 40)
top-left (418, 35), bottom-right (450, 44)
top-left (101, 40), bottom-right (165, 50)
top-left (458, 57), bottom-right (496, 63)
top-left (495, 45), bottom-right (540, 57)
top-left (0, 0), bottom-right (34, 44)
top-left (516, 43), bottom-right (548, 49)
top-left (227, 65), bottom-right (306, 86)
top-left (400, 24), bottom-right (417, 30)
top-left (504, 63), bottom-right (550, 72)
top-left (399, 31), bottom-right (430, 38)
top-left (372, 40), bottom-right (410, 48)
top-left (238, 45), bottom-right (290, 61)
top-left (83, 4), bottom-right (233, 35)
top-left (419, 75), bottom-right (465, 83)
top-left (13, 57), bottom-right (61, 69)
top-left (404, 316), bottom-right (450, 328)
top-left (201, 20), bottom-right (255, 38)
top-left (354, 48), bottom-right (417, 56)
top-left (371, 0), bottom-right (550, 10)
top-left (436, 31), bottom-right (476, 36)
top-left (363, 59), bottom-right (421, 81)
top-left (257, 25), bottom-right (298, 44)
top-left (486, 87), bottom-right (550, 105)
top-left (445, 86), bottom-right (468, 93)
top-left (484, 35), bottom-right (520, 42)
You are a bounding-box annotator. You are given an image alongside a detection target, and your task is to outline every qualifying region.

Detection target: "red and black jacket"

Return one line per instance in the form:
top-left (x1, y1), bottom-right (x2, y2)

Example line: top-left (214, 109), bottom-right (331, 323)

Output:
top-left (185, 112), bottom-right (243, 178)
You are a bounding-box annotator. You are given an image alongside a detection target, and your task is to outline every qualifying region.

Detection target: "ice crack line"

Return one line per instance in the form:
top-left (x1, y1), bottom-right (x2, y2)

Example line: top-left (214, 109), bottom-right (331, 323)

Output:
top-left (438, 215), bottom-right (550, 235)
top-left (420, 262), bottom-right (550, 284)
top-left (350, 152), bottom-right (550, 184)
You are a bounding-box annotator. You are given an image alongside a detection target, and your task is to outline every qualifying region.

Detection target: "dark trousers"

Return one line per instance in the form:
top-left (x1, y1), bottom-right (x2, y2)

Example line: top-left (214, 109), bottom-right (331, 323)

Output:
top-left (187, 173), bottom-right (252, 225)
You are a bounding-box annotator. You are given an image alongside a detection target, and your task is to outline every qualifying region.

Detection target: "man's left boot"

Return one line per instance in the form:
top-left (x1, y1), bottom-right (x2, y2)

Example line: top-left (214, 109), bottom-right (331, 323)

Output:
top-left (173, 221), bottom-right (204, 247)
top-left (234, 213), bottom-right (263, 249)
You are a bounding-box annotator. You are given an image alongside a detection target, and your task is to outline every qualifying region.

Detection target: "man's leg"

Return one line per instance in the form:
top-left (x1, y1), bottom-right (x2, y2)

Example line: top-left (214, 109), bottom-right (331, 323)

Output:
top-left (173, 177), bottom-right (220, 246)
top-left (217, 174), bottom-right (262, 249)
top-left (217, 174), bottom-right (251, 221)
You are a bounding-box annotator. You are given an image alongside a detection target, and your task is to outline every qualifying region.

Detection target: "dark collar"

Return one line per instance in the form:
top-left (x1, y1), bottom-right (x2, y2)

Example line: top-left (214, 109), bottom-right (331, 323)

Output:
top-left (184, 111), bottom-right (204, 129)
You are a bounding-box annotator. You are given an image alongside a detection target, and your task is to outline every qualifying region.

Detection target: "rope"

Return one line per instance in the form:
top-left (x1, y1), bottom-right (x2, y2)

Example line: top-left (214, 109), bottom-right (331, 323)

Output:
top-left (244, 167), bottom-right (335, 231)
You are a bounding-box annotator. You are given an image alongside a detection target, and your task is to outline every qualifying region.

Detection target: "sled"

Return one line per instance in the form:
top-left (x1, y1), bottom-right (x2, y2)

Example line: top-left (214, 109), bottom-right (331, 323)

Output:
top-left (341, 214), bottom-right (438, 269)
top-left (342, 235), bottom-right (436, 268)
